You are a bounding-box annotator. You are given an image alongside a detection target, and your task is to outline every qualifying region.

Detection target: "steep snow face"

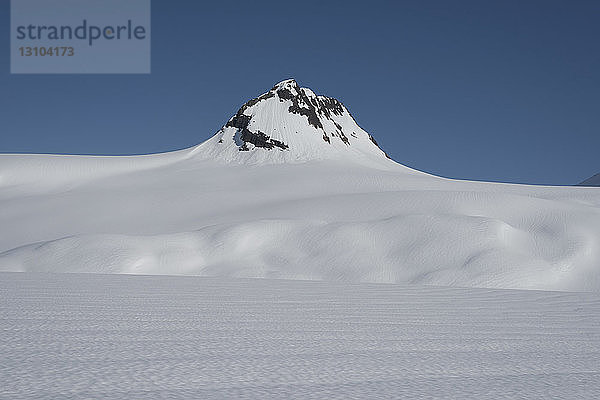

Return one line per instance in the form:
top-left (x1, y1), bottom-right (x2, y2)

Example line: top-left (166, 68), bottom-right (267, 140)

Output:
top-left (192, 79), bottom-right (391, 166)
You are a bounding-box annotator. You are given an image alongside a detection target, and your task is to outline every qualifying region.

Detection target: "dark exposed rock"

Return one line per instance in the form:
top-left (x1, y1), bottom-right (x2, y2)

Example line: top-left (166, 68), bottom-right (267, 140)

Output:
top-left (272, 82), bottom-right (361, 150)
top-left (217, 79), bottom-right (390, 158)
top-left (226, 91), bottom-right (275, 130)
top-left (277, 86), bottom-right (324, 130)
top-left (316, 96), bottom-right (344, 118)
top-left (271, 80), bottom-right (298, 92)
top-left (225, 93), bottom-right (289, 152)
top-left (332, 122), bottom-right (349, 145)
top-left (239, 128), bottom-right (288, 151)
top-left (226, 113), bottom-right (252, 129)
top-left (338, 132), bottom-right (350, 145)
top-left (288, 102), bottom-right (323, 130)
top-left (369, 134), bottom-right (391, 159)
top-left (270, 139), bottom-right (288, 150)
top-left (368, 134), bottom-right (380, 147)
top-left (277, 88), bottom-right (294, 101)
top-left (240, 91), bottom-right (275, 112)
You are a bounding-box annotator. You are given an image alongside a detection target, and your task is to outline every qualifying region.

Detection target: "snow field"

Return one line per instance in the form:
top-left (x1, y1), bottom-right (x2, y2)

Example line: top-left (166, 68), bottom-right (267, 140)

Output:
top-left (1, 272), bottom-right (599, 399)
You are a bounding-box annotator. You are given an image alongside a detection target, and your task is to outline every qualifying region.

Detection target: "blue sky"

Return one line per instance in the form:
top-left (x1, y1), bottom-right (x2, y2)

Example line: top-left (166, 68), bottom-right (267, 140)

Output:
top-left (0, 0), bottom-right (598, 185)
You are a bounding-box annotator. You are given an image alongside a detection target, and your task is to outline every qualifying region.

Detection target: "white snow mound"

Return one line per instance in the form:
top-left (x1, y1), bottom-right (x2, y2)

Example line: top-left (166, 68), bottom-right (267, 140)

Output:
top-left (1, 79), bottom-right (599, 292)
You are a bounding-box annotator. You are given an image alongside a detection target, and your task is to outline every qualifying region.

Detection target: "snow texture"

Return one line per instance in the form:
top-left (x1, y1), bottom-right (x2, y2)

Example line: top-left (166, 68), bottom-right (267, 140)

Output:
top-left (193, 79), bottom-right (391, 165)
top-left (1, 80), bottom-right (600, 292)
top-left (1, 272), bottom-right (599, 399)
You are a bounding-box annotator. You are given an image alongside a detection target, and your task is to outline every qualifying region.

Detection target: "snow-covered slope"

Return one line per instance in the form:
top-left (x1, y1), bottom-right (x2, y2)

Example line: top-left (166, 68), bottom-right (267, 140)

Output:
top-left (3, 272), bottom-right (599, 399)
top-left (578, 173), bottom-right (600, 187)
top-left (1, 80), bottom-right (600, 292)
top-left (192, 79), bottom-right (392, 166)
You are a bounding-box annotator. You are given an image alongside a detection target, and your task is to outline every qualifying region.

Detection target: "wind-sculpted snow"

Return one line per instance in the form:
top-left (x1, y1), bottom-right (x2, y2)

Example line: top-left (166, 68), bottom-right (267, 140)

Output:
top-left (0, 153), bottom-right (600, 291)
top-left (1, 79), bottom-right (600, 291)
top-left (1, 209), bottom-right (599, 292)
top-left (1, 272), bottom-right (599, 399)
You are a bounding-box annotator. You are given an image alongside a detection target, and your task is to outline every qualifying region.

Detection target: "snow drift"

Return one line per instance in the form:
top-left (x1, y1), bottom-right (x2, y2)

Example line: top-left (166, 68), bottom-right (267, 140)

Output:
top-left (1, 79), bottom-right (599, 292)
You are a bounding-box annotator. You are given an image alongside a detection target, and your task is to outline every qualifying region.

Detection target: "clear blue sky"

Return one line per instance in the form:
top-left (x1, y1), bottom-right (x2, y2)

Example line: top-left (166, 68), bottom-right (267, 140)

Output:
top-left (1, 0), bottom-right (598, 185)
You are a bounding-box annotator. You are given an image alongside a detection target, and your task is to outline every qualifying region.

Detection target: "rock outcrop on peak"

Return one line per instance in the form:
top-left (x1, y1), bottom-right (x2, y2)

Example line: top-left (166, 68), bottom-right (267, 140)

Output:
top-left (196, 79), bottom-right (391, 165)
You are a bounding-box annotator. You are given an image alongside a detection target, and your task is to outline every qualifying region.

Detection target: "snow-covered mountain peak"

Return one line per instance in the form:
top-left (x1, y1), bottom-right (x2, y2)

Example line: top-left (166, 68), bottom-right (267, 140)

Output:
top-left (271, 78), bottom-right (301, 93)
top-left (192, 79), bottom-right (391, 165)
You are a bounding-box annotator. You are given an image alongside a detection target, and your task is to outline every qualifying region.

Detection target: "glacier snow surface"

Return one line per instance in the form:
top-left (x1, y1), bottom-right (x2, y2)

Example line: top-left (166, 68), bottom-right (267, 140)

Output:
top-left (1, 272), bottom-right (599, 399)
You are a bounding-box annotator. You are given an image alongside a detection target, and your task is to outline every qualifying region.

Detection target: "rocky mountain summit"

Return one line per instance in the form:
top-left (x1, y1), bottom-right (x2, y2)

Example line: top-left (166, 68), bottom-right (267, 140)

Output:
top-left (193, 79), bottom-right (390, 165)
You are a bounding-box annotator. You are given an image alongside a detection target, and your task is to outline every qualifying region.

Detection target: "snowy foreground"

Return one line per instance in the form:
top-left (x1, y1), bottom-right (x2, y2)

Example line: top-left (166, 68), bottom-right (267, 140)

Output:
top-left (2, 272), bottom-right (599, 399)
